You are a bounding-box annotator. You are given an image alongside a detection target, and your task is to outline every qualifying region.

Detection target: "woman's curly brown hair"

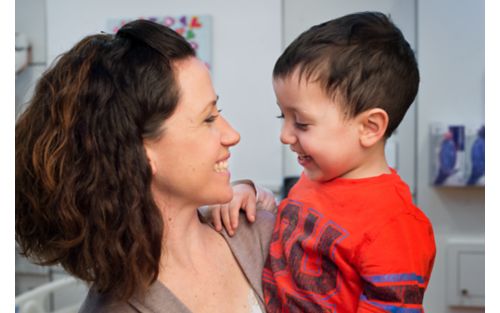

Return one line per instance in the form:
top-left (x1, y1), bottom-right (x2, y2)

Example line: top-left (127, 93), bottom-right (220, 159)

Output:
top-left (15, 19), bottom-right (195, 301)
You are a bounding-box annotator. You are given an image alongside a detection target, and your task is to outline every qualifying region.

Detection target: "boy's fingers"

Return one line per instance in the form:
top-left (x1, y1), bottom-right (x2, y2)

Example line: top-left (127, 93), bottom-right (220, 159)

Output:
top-left (229, 202), bottom-right (240, 229)
top-left (211, 206), bottom-right (222, 231)
top-left (221, 204), bottom-right (234, 236)
top-left (245, 199), bottom-right (256, 223)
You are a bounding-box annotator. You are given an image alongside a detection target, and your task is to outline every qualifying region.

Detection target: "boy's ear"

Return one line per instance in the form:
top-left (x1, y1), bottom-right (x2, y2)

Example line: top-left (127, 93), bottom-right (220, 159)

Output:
top-left (143, 143), bottom-right (158, 175)
top-left (357, 108), bottom-right (389, 148)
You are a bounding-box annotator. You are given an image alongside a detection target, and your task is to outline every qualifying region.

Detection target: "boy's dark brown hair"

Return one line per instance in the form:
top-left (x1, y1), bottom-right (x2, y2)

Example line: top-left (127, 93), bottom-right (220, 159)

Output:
top-left (15, 19), bottom-right (195, 301)
top-left (273, 11), bottom-right (419, 138)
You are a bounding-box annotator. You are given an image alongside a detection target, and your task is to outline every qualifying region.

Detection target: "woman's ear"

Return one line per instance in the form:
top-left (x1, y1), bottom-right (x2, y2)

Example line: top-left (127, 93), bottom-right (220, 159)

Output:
top-left (358, 108), bottom-right (389, 148)
top-left (143, 143), bottom-right (158, 175)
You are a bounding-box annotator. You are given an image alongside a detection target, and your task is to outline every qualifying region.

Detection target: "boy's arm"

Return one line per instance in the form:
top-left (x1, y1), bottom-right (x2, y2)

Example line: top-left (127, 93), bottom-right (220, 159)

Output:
top-left (356, 214), bottom-right (436, 313)
top-left (210, 179), bottom-right (277, 236)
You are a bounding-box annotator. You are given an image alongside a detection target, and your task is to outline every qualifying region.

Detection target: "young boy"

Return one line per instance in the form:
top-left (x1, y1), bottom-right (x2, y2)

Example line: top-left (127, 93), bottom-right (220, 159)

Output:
top-left (213, 11), bottom-right (435, 312)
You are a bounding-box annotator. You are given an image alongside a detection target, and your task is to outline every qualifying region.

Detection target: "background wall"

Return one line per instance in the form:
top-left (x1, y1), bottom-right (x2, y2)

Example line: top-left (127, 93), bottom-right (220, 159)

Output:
top-left (15, 0), bottom-right (45, 64)
top-left (15, 0), bottom-right (46, 118)
top-left (15, 0), bottom-right (485, 312)
top-left (417, 0), bottom-right (485, 312)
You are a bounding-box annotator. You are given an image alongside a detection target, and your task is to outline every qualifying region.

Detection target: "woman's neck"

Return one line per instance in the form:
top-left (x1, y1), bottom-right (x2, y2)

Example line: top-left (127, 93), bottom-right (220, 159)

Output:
top-left (156, 200), bottom-right (219, 274)
top-left (154, 201), bottom-right (253, 313)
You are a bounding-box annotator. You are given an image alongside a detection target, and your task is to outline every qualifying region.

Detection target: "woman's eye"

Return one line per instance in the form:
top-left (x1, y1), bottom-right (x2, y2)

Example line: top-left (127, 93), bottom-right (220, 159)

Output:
top-left (205, 116), bottom-right (217, 123)
top-left (205, 109), bottom-right (222, 123)
top-left (276, 113), bottom-right (284, 119)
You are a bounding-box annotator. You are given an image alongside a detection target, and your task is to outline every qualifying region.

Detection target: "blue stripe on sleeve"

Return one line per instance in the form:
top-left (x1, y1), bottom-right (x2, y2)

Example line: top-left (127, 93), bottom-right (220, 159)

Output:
top-left (363, 273), bottom-right (425, 284)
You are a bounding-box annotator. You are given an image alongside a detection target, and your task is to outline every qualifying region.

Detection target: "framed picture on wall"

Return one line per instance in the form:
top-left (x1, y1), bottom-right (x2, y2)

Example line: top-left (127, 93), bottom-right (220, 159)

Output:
top-left (106, 15), bottom-right (212, 69)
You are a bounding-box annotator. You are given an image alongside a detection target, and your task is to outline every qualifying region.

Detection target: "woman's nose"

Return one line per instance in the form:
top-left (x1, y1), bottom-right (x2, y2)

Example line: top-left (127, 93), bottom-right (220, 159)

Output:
top-left (221, 117), bottom-right (240, 147)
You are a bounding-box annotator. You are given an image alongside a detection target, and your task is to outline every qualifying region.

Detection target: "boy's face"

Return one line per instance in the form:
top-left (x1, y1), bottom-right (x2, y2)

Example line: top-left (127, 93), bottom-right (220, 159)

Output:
top-left (274, 72), bottom-right (366, 182)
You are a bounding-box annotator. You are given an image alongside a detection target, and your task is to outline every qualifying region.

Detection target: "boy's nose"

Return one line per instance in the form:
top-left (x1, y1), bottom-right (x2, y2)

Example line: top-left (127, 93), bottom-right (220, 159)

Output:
top-left (221, 117), bottom-right (240, 147)
top-left (280, 123), bottom-right (296, 145)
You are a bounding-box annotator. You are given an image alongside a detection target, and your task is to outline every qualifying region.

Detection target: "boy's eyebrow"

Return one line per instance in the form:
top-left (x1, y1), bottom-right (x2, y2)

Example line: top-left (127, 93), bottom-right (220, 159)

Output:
top-left (275, 99), bottom-right (313, 117)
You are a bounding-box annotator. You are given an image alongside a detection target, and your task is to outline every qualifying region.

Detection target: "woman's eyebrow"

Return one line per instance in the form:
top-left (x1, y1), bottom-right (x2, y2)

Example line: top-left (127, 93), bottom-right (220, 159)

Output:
top-left (201, 95), bottom-right (219, 114)
top-left (199, 95), bottom-right (219, 116)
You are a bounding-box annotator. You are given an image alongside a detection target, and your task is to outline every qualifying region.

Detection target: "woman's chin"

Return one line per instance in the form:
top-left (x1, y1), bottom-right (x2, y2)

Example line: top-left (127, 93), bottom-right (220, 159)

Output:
top-left (213, 189), bottom-right (233, 205)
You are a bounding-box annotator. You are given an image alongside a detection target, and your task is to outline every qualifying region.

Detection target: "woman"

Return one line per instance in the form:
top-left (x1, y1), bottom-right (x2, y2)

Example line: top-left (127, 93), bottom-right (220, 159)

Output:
top-left (15, 19), bottom-right (274, 313)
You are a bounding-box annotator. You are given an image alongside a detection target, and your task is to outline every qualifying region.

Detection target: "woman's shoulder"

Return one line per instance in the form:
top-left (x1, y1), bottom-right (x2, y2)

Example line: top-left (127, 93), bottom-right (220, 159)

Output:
top-left (233, 210), bottom-right (275, 248)
top-left (225, 210), bottom-right (275, 304)
top-left (197, 207), bottom-right (275, 263)
top-left (78, 289), bottom-right (137, 313)
top-left (79, 281), bottom-right (192, 313)
top-left (198, 206), bottom-right (275, 243)
top-left (224, 210), bottom-right (274, 269)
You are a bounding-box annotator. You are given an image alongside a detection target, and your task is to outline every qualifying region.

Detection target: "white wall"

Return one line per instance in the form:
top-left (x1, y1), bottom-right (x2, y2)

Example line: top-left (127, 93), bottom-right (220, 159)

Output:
top-left (417, 0), bottom-right (485, 312)
top-left (15, 0), bottom-right (46, 64)
top-left (44, 0), bottom-right (283, 190)
top-left (15, 0), bottom-right (48, 118)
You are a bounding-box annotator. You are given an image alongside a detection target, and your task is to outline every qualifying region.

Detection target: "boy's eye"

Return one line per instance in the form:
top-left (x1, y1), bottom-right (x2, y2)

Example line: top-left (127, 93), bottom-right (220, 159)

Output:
top-left (294, 122), bottom-right (309, 130)
top-left (205, 109), bottom-right (222, 123)
top-left (276, 112), bottom-right (284, 119)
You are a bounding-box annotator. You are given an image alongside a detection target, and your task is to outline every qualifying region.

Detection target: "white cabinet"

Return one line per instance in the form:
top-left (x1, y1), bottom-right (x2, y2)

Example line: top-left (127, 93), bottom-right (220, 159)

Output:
top-left (447, 240), bottom-right (485, 307)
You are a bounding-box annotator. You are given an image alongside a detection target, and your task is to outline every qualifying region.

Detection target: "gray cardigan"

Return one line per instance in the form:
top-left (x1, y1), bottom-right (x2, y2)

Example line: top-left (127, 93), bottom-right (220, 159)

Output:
top-left (78, 210), bottom-right (275, 313)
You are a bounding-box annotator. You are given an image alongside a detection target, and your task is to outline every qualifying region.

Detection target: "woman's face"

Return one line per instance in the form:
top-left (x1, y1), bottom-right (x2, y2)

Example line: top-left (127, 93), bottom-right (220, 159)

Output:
top-left (144, 57), bottom-right (240, 208)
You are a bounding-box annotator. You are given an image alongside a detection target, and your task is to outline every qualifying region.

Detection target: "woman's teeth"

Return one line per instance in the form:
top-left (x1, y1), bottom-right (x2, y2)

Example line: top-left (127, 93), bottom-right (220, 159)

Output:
top-left (214, 160), bottom-right (229, 172)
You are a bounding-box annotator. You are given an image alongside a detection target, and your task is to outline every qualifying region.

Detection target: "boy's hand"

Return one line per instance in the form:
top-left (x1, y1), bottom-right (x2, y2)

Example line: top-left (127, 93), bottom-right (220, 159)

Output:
top-left (210, 180), bottom-right (277, 236)
top-left (211, 183), bottom-right (256, 236)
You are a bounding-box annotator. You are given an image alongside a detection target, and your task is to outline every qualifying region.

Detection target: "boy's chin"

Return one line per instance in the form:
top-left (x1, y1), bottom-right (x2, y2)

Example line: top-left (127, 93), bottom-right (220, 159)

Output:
top-left (303, 169), bottom-right (334, 182)
top-left (304, 168), bottom-right (340, 183)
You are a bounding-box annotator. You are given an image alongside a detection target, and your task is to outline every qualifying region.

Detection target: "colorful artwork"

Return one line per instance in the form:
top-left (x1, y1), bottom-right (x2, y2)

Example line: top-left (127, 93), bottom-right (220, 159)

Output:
top-left (107, 15), bottom-right (212, 69)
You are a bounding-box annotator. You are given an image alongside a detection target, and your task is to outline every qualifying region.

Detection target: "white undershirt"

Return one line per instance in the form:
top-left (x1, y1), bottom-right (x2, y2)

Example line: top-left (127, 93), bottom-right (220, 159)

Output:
top-left (248, 289), bottom-right (264, 313)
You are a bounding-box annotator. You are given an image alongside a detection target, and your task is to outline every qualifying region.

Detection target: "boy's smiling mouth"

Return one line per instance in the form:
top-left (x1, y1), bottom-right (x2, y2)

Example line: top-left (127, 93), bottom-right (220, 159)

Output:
top-left (297, 154), bottom-right (313, 166)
